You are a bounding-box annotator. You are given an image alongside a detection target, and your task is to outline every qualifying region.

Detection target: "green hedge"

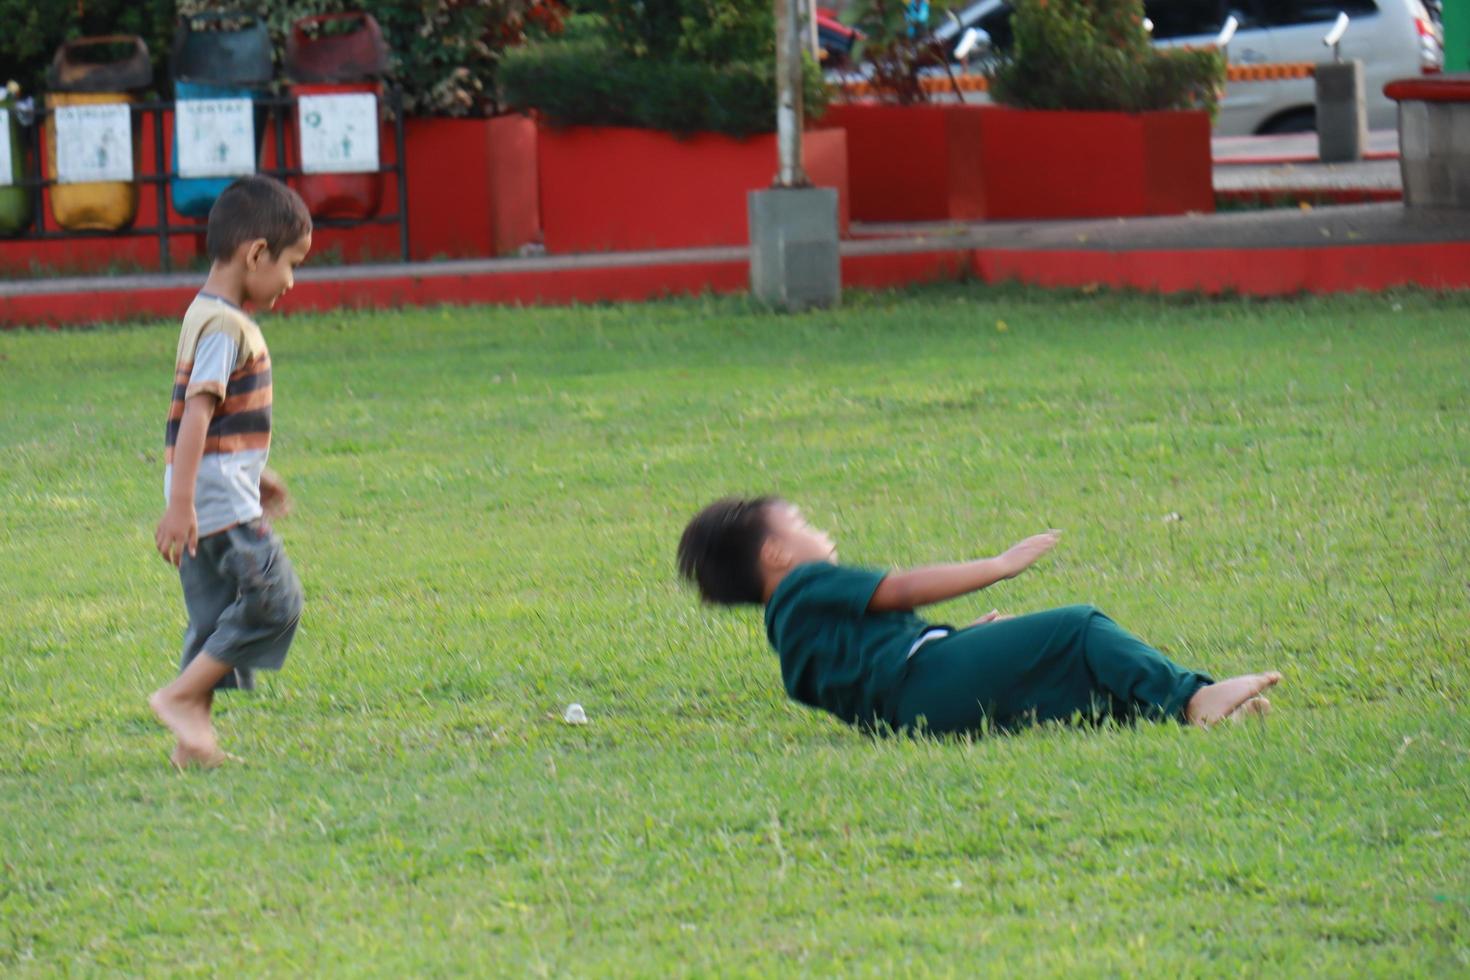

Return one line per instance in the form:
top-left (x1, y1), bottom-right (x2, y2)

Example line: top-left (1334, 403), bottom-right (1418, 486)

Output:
top-left (600, 0), bottom-right (772, 64)
top-left (990, 0), bottom-right (1224, 115)
top-left (0, 0), bottom-right (562, 116)
top-left (499, 41), bottom-right (827, 138)
top-left (0, 0), bottom-right (175, 97)
top-left (500, 3), bottom-right (826, 138)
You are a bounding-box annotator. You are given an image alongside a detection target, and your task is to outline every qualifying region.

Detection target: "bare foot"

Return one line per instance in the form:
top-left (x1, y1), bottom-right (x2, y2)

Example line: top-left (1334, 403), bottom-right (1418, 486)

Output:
top-left (1227, 695), bottom-right (1272, 722)
top-left (150, 689), bottom-right (219, 763)
top-left (169, 743), bottom-right (231, 770)
top-left (168, 742), bottom-right (233, 770)
top-left (1186, 673), bottom-right (1281, 727)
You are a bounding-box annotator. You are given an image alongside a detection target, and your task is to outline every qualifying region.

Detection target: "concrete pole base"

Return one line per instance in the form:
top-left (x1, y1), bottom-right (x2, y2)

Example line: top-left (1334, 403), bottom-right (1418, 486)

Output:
top-left (1398, 99), bottom-right (1470, 208)
top-left (1315, 60), bottom-right (1367, 163)
top-left (748, 187), bottom-right (841, 310)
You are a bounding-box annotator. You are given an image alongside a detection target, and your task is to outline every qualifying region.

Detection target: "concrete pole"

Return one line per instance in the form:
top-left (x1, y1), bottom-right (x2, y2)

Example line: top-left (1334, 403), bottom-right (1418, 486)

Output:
top-left (1316, 60), bottom-right (1366, 162)
top-left (748, 0), bottom-right (839, 308)
top-left (1315, 14), bottom-right (1364, 162)
top-left (774, 0), bottom-right (808, 187)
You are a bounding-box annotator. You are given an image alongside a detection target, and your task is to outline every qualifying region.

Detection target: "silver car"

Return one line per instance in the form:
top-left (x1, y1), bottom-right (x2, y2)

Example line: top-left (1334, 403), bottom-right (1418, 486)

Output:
top-left (932, 0), bottom-right (1443, 135)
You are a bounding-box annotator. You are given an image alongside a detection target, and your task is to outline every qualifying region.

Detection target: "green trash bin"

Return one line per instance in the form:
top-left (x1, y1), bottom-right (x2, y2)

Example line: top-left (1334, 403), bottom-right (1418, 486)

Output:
top-left (0, 85), bottom-right (33, 236)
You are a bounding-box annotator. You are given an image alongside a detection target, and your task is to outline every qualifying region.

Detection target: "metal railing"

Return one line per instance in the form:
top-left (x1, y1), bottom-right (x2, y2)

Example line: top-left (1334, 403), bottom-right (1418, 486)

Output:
top-left (3, 87), bottom-right (409, 271)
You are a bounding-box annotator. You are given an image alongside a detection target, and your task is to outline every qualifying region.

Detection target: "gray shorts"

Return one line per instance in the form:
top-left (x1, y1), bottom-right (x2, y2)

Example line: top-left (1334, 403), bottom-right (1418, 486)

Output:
top-left (179, 519), bottom-right (304, 691)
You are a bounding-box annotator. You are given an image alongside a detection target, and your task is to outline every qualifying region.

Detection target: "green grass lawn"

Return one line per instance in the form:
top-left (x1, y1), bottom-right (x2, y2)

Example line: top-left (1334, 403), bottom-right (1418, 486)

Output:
top-left (2, 286), bottom-right (1468, 975)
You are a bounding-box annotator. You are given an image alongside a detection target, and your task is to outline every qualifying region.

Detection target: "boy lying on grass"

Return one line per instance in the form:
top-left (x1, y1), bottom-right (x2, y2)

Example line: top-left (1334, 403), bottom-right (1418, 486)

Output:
top-left (678, 497), bottom-right (1279, 736)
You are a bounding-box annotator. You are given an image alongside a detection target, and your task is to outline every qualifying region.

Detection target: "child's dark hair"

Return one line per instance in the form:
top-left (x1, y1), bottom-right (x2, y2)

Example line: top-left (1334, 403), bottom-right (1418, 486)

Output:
top-left (677, 496), bottom-right (779, 605)
top-left (205, 175), bottom-right (312, 262)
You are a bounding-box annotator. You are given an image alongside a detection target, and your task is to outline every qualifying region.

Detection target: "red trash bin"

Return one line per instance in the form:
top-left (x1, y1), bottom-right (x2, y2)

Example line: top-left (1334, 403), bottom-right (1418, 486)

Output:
top-left (284, 13), bottom-right (388, 220)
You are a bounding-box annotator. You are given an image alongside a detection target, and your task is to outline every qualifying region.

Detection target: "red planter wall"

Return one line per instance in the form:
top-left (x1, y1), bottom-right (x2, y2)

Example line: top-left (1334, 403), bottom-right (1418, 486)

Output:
top-left (980, 107), bottom-right (1213, 219)
top-left (1, 115), bottom-right (842, 271)
top-left (824, 103), bottom-right (1212, 223)
top-left (405, 114), bottom-right (539, 259)
top-left (536, 125), bottom-right (849, 254)
top-left (820, 104), bottom-right (985, 223)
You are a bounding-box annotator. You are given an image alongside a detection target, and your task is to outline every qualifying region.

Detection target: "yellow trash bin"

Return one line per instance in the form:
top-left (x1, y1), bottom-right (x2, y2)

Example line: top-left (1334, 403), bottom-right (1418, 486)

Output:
top-left (44, 36), bottom-right (151, 231)
top-left (45, 92), bottom-right (140, 230)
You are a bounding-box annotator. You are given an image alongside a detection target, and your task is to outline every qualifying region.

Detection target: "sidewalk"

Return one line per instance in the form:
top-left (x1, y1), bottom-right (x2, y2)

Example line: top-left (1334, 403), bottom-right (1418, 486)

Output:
top-left (1212, 129), bottom-right (1400, 163)
top-left (1212, 130), bottom-right (1402, 202)
top-left (851, 202), bottom-right (1469, 250)
top-left (1214, 158), bottom-right (1401, 196)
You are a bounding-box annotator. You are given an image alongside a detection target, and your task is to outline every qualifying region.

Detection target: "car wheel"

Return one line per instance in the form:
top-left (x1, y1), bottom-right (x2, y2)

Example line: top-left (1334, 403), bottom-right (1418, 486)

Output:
top-left (1259, 109), bottom-right (1316, 135)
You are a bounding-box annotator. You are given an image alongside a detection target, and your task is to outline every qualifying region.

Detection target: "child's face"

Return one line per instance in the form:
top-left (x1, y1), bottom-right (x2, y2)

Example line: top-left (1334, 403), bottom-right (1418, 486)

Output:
top-left (763, 503), bottom-right (838, 570)
top-left (243, 233), bottom-right (312, 309)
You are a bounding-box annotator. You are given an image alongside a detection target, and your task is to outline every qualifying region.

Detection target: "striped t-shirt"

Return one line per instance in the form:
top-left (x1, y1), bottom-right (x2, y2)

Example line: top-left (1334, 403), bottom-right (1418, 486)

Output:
top-left (163, 293), bottom-right (273, 536)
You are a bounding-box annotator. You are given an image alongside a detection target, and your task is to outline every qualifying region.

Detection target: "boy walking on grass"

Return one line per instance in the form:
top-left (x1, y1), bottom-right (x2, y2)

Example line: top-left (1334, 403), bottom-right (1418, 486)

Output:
top-left (150, 176), bottom-right (312, 768)
top-left (678, 497), bottom-right (1280, 736)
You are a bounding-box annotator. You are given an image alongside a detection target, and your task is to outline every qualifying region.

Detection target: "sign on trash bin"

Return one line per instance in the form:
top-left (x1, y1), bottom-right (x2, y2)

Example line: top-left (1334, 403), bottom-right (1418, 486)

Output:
top-left (177, 98), bottom-right (255, 179)
top-left (0, 109), bottom-right (12, 187)
top-left (298, 93), bottom-right (378, 174)
top-left (55, 103), bottom-right (133, 184)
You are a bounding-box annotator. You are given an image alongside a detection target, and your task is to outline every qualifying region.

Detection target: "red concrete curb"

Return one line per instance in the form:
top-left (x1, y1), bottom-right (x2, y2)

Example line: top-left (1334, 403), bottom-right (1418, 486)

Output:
top-left (1214, 151), bottom-right (1400, 165)
top-left (5, 239), bottom-right (1469, 327)
top-left (1214, 188), bottom-right (1403, 206)
top-left (1385, 75), bottom-right (1470, 103)
top-left (974, 242), bottom-right (1470, 295)
top-left (0, 261), bottom-right (755, 327)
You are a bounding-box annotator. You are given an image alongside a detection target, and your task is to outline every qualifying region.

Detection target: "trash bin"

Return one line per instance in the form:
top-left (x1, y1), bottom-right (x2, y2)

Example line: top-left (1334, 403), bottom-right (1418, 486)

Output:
top-left (0, 85), bottom-right (33, 236)
top-left (285, 13), bottom-right (389, 220)
top-left (171, 12), bottom-right (273, 217)
top-left (44, 35), bottom-right (151, 231)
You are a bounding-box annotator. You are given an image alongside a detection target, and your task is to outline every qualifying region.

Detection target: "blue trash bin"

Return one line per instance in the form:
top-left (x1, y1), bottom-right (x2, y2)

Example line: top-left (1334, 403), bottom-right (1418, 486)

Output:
top-left (171, 80), bottom-right (262, 217)
top-left (169, 12), bottom-right (272, 217)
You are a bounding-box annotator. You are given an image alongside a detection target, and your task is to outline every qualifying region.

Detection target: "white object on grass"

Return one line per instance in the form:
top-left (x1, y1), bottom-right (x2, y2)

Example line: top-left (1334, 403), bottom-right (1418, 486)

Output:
top-left (563, 703), bottom-right (588, 725)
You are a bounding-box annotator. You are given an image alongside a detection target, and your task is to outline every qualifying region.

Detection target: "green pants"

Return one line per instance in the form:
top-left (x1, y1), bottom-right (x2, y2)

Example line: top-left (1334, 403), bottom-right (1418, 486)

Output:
top-left (891, 605), bottom-right (1212, 735)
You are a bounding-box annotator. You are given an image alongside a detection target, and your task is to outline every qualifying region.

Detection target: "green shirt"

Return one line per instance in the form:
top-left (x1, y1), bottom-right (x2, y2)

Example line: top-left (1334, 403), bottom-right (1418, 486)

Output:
top-left (764, 562), bottom-right (935, 729)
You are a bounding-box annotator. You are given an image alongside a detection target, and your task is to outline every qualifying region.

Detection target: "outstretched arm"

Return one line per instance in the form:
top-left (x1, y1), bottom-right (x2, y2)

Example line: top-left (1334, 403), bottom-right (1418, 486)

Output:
top-left (867, 531), bottom-right (1060, 613)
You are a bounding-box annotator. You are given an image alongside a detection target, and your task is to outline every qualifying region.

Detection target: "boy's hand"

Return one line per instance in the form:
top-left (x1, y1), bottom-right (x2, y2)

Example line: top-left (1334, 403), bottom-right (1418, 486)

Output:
top-left (259, 467), bottom-right (291, 519)
top-left (155, 503), bottom-right (198, 567)
top-left (998, 531), bottom-right (1061, 578)
top-left (971, 609), bottom-right (1016, 626)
